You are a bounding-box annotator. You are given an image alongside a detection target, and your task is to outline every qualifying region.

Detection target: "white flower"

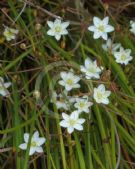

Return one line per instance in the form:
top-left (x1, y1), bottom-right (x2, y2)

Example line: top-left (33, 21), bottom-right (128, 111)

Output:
top-left (130, 20), bottom-right (135, 35)
top-left (102, 38), bottom-right (121, 54)
top-left (74, 96), bottom-right (93, 113)
top-left (88, 16), bottom-right (114, 40)
top-left (3, 27), bottom-right (19, 41)
top-left (0, 77), bottom-right (11, 96)
top-left (59, 71), bottom-right (80, 91)
top-left (19, 131), bottom-right (46, 156)
top-left (80, 58), bottom-right (103, 79)
top-left (114, 47), bottom-right (133, 65)
top-left (60, 111), bottom-right (85, 134)
top-left (93, 84), bottom-right (111, 105)
top-left (47, 19), bottom-right (70, 41)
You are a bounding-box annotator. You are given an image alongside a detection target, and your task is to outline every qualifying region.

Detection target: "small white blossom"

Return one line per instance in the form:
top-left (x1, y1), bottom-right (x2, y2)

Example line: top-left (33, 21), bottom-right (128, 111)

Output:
top-left (130, 20), bottom-right (135, 35)
top-left (0, 77), bottom-right (11, 96)
top-left (74, 95), bottom-right (93, 113)
top-left (47, 19), bottom-right (69, 41)
top-left (93, 84), bottom-right (111, 105)
top-left (3, 27), bottom-right (19, 41)
top-left (88, 16), bottom-right (114, 40)
top-left (59, 71), bottom-right (80, 91)
top-left (19, 131), bottom-right (46, 156)
top-left (114, 47), bottom-right (133, 65)
top-left (60, 111), bottom-right (85, 134)
top-left (80, 58), bottom-right (103, 79)
top-left (102, 38), bottom-right (121, 54)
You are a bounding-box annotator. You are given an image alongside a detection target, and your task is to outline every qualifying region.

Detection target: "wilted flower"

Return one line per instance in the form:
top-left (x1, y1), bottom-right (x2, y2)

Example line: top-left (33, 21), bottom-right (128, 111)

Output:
top-left (51, 91), bottom-right (69, 110)
top-left (88, 16), bottom-right (114, 40)
top-left (102, 38), bottom-right (121, 54)
top-left (0, 77), bottom-right (11, 96)
top-left (114, 47), bottom-right (133, 65)
top-left (47, 19), bottom-right (69, 41)
top-left (3, 27), bottom-right (19, 41)
top-left (93, 84), bottom-right (111, 105)
top-left (60, 111), bottom-right (85, 134)
top-left (59, 71), bottom-right (80, 91)
top-left (19, 131), bottom-right (46, 156)
top-left (130, 20), bottom-right (135, 35)
top-left (80, 58), bottom-right (103, 79)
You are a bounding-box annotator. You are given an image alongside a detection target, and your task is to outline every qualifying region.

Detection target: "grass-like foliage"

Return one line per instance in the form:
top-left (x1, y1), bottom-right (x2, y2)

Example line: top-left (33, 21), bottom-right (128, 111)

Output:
top-left (0, 0), bottom-right (135, 169)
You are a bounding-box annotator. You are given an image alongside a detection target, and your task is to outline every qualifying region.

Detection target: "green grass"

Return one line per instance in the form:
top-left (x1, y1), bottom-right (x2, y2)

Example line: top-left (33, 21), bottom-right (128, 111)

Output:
top-left (0, 0), bottom-right (135, 169)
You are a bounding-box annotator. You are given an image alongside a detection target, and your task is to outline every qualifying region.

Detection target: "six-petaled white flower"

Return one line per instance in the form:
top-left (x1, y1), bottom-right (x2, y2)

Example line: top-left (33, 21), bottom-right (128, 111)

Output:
top-left (47, 19), bottom-right (70, 41)
top-left (74, 96), bottom-right (93, 113)
top-left (19, 131), bottom-right (46, 156)
top-left (60, 111), bottom-right (85, 134)
top-left (3, 27), bottom-right (19, 41)
top-left (93, 84), bottom-right (111, 105)
top-left (80, 58), bottom-right (103, 79)
top-left (102, 38), bottom-right (121, 54)
top-left (59, 71), bottom-right (80, 91)
top-left (114, 47), bottom-right (133, 65)
top-left (130, 20), bottom-right (135, 35)
top-left (88, 16), bottom-right (114, 40)
top-left (0, 77), bottom-right (11, 97)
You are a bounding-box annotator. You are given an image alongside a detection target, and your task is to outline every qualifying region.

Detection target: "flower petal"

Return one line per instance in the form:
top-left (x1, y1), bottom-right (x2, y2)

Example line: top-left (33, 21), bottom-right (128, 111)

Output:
top-left (62, 113), bottom-right (69, 120)
top-left (62, 22), bottom-right (70, 29)
top-left (74, 124), bottom-right (83, 131)
top-left (4, 82), bottom-right (11, 88)
top-left (103, 17), bottom-right (109, 25)
top-left (19, 143), bottom-right (27, 150)
top-left (35, 146), bottom-right (43, 153)
top-left (105, 25), bottom-right (114, 33)
top-left (88, 26), bottom-right (96, 32)
top-left (60, 120), bottom-right (69, 127)
top-left (47, 29), bottom-right (55, 36)
top-left (93, 17), bottom-right (101, 26)
top-left (67, 126), bottom-right (74, 134)
top-left (33, 131), bottom-right (39, 141)
top-left (47, 21), bottom-right (54, 28)
top-left (29, 147), bottom-right (36, 156)
top-left (24, 133), bottom-right (29, 143)
top-left (55, 34), bottom-right (61, 41)
top-left (37, 137), bottom-right (46, 146)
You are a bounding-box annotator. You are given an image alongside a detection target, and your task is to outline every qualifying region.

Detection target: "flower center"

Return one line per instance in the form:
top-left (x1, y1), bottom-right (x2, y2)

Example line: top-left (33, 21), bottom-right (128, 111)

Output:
top-left (5, 31), bottom-right (14, 37)
top-left (31, 141), bottom-right (37, 147)
top-left (66, 79), bottom-right (73, 85)
top-left (97, 92), bottom-right (103, 100)
top-left (79, 102), bottom-right (85, 108)
top-left (69, 119), bottom-right (76, 126)
top-left (55, 26), bottom-right (61, 33)
top-left (98, 25), bottom-right (105, 32)
top-left (88, 67), bottom-right (96, 73)
top-left (121, 54), bottom-right (126, 61)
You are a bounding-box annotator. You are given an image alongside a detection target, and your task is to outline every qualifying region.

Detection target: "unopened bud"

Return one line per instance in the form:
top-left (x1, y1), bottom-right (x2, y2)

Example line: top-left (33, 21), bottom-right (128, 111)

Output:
top-left (35, 23), bottom-right (42, 31)
top-left (33, 90), bottom-right (41, 99)
top-left (20, 43), bottom-right (26, 49)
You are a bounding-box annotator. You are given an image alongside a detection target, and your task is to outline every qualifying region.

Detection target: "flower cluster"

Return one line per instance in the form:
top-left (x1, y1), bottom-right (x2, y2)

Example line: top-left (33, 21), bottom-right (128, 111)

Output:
top-left (51, 65), bottom-right (111, 134)
top-left (48, 16), bottom-right (134, 134)
top-left (3, 15), bottom-right (134, 156)
top-left (102, 39), bottom-right (133, 65)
